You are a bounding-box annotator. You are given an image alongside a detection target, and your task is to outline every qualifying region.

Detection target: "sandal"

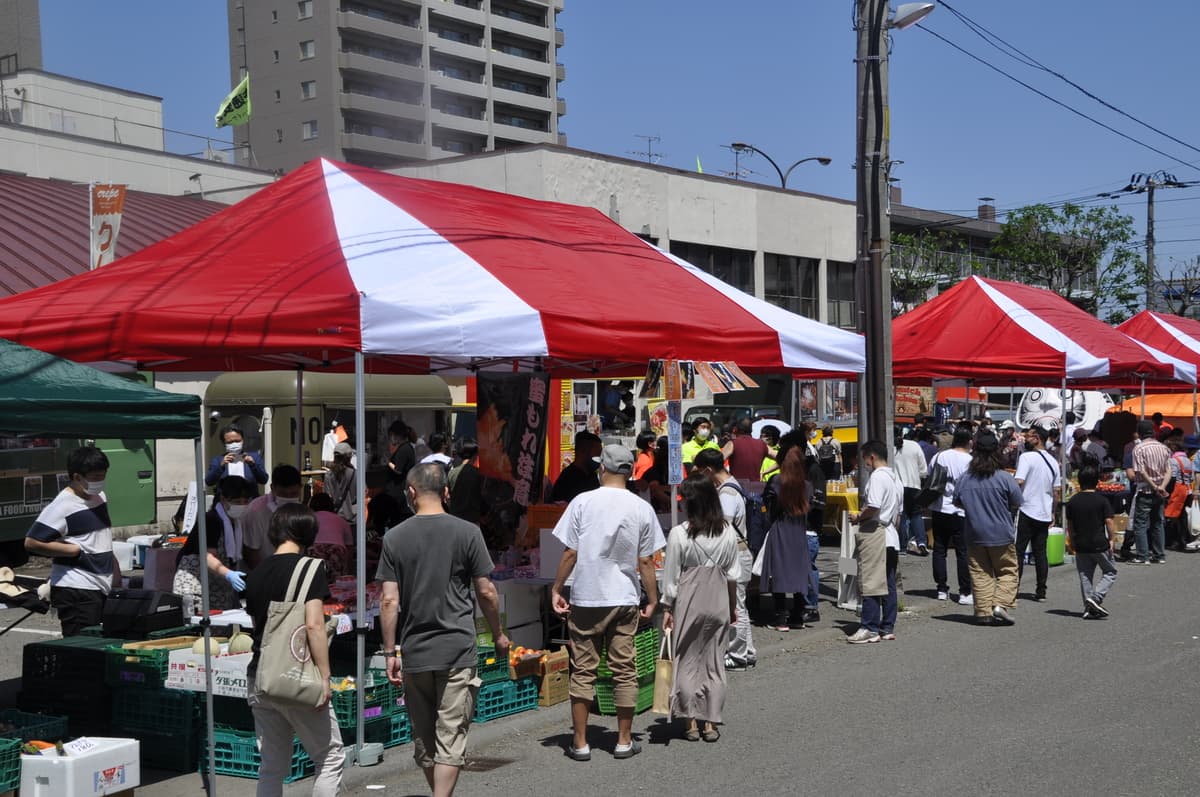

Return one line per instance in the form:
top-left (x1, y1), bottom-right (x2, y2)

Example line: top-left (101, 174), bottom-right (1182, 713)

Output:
top-left (684, 728), bottom-right (700, 742)
top-left (702, 728), bottom-right (721, 743)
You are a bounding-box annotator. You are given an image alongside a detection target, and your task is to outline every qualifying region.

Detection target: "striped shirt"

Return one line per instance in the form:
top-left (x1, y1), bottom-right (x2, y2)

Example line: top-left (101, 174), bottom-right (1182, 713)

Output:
top-left (27, 489), bottom-right (114, 592)
top-left (1132, 439), bottom-right (1172, 492)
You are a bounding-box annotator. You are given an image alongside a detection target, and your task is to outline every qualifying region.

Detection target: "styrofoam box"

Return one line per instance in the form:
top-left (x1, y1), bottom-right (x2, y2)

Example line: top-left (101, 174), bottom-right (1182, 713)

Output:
top-left (165, 650), bottom-right (252, 698)
top-left (539, 530), bottom-right (566, 581)
top-left (21, 737), bottom-right (140, 797)
top-left (495, 580), bottom-right (541, 627)
top-left (110, 541), bottom-right (134, 573)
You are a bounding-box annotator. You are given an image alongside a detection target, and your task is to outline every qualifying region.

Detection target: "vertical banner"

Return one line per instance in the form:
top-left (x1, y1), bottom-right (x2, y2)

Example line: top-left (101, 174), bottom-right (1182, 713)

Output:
top-left (664, 360), bottom-right (684, 485)
top-left (476, 373), bottom-right (551, 546)
top-left (90, 183), bottom-right (127, 269)
top-left (558, 379), bottom-right (574, 475)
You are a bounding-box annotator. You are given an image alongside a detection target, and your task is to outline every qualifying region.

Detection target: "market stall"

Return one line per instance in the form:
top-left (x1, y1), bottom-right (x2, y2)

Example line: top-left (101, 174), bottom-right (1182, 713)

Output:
top-left (0, 158), bottom-right (867, 780)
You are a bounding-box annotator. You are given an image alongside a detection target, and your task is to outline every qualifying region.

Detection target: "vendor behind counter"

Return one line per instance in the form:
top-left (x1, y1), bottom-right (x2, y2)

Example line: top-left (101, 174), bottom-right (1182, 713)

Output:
top-left (172, 475), bottom-right (254, 617)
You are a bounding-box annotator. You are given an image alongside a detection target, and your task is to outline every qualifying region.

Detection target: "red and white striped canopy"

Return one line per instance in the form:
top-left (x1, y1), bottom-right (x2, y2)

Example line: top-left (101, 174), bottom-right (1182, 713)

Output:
top-left (893, 276), bottom-right (1195, 387)
top-left (1116, 311), bottom-right (1200, 370)
top-left (0, 158), bottom-right (864, 378)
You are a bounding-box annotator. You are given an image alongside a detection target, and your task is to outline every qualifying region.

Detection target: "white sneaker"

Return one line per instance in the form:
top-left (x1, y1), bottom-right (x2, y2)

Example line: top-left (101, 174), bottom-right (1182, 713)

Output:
top-left (847, 627), bottom-right (881, 644)
top-left (907, 541), bottom-right (921, 555)
top-left (957, 594), bottom-right (974, 606)
top-left (936, 591), bottom-right (949, 601)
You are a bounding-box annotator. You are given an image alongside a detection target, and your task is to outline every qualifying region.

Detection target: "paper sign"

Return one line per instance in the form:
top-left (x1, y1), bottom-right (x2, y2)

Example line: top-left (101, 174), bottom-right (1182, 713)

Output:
top-left (227, 462), bottom-right (245, 479)
top-left (181, 481), bottom-right (198, 537)
top-left (694, 362), bottom-right (728, 394)
top-left (667, 400), bottom-right (684, 485)
top-left (63, 737), bottom-right (97, 755)
top-left (664, 359), bottom-right (681, 401)
top-left (722, 361), bottom-right (759, 389)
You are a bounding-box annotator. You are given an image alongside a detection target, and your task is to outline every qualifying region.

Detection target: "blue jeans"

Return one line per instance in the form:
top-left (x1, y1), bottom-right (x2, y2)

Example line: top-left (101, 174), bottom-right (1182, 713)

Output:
top-left (900, 487), bottom-right (926, 549)
top-left (1132, 491), bottom-right (1165, 560)
top-left (806, 533), bottom-right (820, 609)
top-left (861, 548), bottom-right (899, 633)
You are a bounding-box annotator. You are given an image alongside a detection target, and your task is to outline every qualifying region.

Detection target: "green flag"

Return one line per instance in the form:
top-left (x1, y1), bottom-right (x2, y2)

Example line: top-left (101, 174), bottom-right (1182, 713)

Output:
top-left (215, 74), bottom-right (251, 128)
top-left (696, 156), bottom-right (704, 174)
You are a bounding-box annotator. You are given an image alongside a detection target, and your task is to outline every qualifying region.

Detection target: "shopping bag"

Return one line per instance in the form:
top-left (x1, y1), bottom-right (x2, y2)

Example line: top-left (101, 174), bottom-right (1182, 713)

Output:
top-left (254, 557), bottom-right (329, 708)
top-left (651, 628), bottom-right (673, 715)
top-left (751, 528), bottom-right (771, 577)
top-left (1189, 501), bottom-right (1200, 535)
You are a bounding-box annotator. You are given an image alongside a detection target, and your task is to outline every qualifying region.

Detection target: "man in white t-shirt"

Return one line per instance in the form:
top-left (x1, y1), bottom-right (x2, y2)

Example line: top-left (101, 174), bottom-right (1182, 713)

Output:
top-left (692, 448), bottom-right (755, 670)
top-left (1014, 425), bottom-right (1061, 601)
top-left (930, 427), bottom-right (975, 605)
top-left (847, 440), bottom-right (904, 643)
top-left (25, 446), bottom-right (121, 636)
top-left (893, 429), bottom-right (930, 555)
top-left (551, 445), bottom-right (665, 762)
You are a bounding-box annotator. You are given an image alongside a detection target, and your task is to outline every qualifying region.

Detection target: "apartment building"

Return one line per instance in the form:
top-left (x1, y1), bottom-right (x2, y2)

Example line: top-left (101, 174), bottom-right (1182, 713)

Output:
top-left (227, 0), bottom-right (566, 172)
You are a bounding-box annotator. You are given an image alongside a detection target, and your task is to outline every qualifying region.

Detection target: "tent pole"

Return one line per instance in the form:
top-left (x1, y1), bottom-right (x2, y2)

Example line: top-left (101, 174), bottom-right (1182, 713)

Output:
top-left (1194, 383), bottom-right (1198, 436)
top-left (296, 366), bottom-right (304, 473)
top-left (1140, 378), bottom-right (1146, 419)
top-left (196, 438), bottom-right (217, 797)
top-left (1060, 377), bottom-right (1068, 531)
top-left (354, 351), bottom-right (367, 760)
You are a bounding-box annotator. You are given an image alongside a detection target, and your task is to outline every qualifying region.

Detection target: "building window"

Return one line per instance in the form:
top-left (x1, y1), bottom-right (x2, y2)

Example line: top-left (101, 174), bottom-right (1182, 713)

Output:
top-left (297, 0), bottom-right (312, 19)
top-left (301, 80), bottom-right (317, 99)
top-left (275, 129), bottom-right (283, 143)
top-left (302, 120), bottom-right (318, 140)
top-left (299, 40), bottom-right (315, 60)
top-left (826, 260), bottom-right (857, 329)
top-left (764, 253), bottom-right (819, 319)
top-left (272, 49), bottom-right (280, 63)
top-left (669, 241), bottom-right (754, 295)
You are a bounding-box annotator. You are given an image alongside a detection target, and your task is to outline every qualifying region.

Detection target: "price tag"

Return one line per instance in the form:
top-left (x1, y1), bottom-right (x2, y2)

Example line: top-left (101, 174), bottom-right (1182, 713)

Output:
top-left (335, 614), bottom-right (353, 635)
top-left (62, 737), bottom-right (97, 756)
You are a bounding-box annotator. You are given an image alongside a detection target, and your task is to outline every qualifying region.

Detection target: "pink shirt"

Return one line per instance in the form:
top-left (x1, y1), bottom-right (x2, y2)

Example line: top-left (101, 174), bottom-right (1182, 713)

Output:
top-left (314, 510), bottom-right (353, 546)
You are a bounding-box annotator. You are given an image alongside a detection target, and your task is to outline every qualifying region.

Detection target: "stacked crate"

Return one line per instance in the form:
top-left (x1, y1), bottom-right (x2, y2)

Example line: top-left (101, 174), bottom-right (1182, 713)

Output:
top-left (593, 627), bottom-right (659, 716)
top-left (473, 646), bottom-right (538, 723)
top-left (18, 636), bottom-right (114, 735)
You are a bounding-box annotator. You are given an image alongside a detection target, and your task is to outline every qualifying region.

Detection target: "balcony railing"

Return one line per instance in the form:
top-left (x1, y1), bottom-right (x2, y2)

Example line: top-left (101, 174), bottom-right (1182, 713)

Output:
top-left (890, 243), bottom-right (1098, 294)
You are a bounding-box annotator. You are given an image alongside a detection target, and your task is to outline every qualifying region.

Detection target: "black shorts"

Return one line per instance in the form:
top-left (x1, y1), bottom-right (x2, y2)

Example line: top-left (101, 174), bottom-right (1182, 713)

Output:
top-left (50, 586), bottom-right (106, 637)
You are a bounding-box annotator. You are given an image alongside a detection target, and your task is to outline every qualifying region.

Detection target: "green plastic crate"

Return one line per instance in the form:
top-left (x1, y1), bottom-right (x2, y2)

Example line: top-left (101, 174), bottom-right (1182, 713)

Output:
top-left (0, 708), bottom-right (69, 743)
top-left (594, 673), bottom-right (655, 716)
top-left (387, 708), bottom-right (411, 747)
top-left (330, 672), bottom-right (397, 728)
top-left (104, 642), bottom-right (186, 689)
top-left (129, 725), bottom-right (200, 773)
top-left (473, 677), bottom-right (538, 723)
top-left (0, 737), bottom-right (21, 792)
top-left (148, 625), bottom-right (202, 640)
top-left (23, 636), bottom-right (112, 681)
top-left (201, 725), bottom-right (312, 784)
top-left (597, 627), bottom-right (659, 679)
top-left (475, 647), bottom-right (509, 684)
top-left (212, 694), bottom-right (255, 731)
top-left (111, 687), bottom-right (200, 733)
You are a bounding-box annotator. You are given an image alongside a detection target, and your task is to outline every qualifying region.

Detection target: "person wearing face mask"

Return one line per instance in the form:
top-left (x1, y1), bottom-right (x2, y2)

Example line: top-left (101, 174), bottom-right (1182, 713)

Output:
top-left (323, 442), bottom-right (358, 524)
top-left (240, 465), bottom-right (305, 570)
top-left (172, 476), bottom-right (254, 616)
top-left (205, 424), bottom-right (268, 496)
top-left (681, 417), bottom-right (721, 469)
top-left (25, 446), bottom-right (122, 636)
top-left (550, 431), bottom-right (604, 503)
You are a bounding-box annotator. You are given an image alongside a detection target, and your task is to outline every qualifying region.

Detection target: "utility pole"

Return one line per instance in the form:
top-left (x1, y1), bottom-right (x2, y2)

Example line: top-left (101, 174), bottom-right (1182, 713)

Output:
top-left (1145, 178), bottom-right (1156, 310)
top-left (1099, 171), bottom-right (1193, 312)
top-left (855, 0), bottom-right (893, 455)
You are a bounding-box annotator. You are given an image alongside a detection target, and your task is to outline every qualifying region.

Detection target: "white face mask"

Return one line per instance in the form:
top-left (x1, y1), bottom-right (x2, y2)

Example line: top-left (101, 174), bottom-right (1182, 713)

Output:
top-left (225, 503), bottom-right (248, 520)
top-left (696, 428), bottom-right (711, 441)
top-left (225, 441), bottom-right (243, 454)
top-left (275, 495), bottom-right (301, 506)
top-left (85, 480), bottom-right (106, 496)
top-left (810, 431), bottom-right (819, 440)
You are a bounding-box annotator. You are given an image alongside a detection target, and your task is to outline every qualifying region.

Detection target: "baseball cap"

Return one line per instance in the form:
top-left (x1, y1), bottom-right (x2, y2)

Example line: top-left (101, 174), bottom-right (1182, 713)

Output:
top-left (595, 444), bottom-right (634, 475)
top-left (1136, 420), bottom-right (1155, 438)
top-left (974, 431), bottom-right (999, 452)
top-left (999, 420), bottom-right (1015, 430)
top-left (333, 442), bottom-right (353, 456)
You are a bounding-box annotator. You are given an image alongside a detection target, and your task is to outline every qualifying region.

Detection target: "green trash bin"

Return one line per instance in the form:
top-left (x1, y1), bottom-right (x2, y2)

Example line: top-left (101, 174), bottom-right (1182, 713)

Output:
top-left (1046, 529), bottom-right (1066, 566)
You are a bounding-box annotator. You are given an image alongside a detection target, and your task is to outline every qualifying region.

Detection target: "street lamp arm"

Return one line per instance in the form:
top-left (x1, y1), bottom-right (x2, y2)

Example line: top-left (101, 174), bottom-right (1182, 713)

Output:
top-left (732, 143), bottom-right (785, 187)
top-left (782, 156), bottom-right (832, 187)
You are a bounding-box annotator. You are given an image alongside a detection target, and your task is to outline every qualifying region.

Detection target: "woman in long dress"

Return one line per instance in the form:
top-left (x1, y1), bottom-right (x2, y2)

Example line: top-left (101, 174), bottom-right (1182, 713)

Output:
top-left (760, 432), bottom-right (814, 630)
top-left (661, 474), bottom-right (740, 743)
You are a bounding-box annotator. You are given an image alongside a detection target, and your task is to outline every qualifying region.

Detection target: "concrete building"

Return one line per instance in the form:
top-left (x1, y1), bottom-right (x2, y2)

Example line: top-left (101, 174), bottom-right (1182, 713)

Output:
top-left (226, 0), bottom-right (566, 172)
top-left (0, 0), bottom-right (41, 73)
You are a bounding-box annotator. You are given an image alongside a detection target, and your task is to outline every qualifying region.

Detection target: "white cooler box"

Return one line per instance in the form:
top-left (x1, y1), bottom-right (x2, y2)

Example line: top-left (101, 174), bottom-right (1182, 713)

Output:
top-left (21, 737), bottom-right (139, 797)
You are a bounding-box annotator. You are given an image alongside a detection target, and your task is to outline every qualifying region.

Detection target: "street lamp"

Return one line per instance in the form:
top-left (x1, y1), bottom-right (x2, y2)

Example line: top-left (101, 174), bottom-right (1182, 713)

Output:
top-left (855, 0), bottom-right (933, 459)
top-left (728, 142), bottom-right (831, 189)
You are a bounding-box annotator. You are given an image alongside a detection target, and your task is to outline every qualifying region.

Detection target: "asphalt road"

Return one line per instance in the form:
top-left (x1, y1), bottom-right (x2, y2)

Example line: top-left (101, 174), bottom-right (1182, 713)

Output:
top-left (7, 548), bottom-right (1200, 796)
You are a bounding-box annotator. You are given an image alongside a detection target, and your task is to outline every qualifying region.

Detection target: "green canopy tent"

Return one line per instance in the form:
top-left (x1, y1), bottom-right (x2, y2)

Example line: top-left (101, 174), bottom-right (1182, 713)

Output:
top-left (0, 338), bottom-right (200, 438)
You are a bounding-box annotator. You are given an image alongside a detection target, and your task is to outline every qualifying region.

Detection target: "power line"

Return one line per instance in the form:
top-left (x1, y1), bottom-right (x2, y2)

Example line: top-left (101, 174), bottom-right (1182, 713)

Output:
top-left (937, 0), bottom-right (1200, 160)
top-left (915, 24), bottom-right (1200, 173)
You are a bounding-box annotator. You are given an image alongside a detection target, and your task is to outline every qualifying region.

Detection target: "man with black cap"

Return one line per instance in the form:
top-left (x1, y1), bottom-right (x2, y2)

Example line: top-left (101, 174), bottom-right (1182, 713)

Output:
top-left (1129, 419), bottom-right (1172, 564)
top-left (551, 444), bottom-right (665, 762)
top-left (1015, 425), bottom-right (1061, 601)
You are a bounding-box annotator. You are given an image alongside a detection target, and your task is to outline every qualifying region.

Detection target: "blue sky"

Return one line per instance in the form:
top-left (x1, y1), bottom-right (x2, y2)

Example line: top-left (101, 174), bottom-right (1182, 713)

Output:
top-left (38, 0), bottom-right (1200, 270)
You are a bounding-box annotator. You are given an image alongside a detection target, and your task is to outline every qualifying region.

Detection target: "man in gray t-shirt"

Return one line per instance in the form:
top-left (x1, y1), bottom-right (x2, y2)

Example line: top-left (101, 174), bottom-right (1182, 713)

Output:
top-left (379, 464), bottom-right (508, 794)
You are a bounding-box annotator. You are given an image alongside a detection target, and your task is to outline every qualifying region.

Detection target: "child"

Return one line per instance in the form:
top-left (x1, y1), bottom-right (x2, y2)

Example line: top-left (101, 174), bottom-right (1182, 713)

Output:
top-left (1064, 464), bottom-right (1118, 619)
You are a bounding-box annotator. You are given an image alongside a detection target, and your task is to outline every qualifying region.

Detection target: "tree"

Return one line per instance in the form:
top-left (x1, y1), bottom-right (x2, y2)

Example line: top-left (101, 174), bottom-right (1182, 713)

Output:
top-left (1153, 256), bottom-right (1200, 318)
top-left (988, 202), bottom-right (1146, 323)
top-left (890, 230), bottom-right (969, 317)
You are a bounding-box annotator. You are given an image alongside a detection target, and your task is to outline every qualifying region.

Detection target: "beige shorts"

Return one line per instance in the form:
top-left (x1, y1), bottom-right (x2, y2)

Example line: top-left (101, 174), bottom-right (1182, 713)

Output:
top-left (403, 667), bottom-right (480, 768)
top-left (568, 604), bottom-right (639, 708)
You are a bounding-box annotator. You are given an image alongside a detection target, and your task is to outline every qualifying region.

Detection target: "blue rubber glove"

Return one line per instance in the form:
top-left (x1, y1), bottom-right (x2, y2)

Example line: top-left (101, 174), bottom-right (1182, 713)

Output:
top-left (224, 570), bottom-right (246, 592)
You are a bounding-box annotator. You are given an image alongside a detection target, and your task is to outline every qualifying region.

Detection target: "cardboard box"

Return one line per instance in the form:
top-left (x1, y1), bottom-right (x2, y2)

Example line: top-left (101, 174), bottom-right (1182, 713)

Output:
top-left (540, 647), bottom-right (569, 676)
top-left (538, 671), bottom-right (568, 707)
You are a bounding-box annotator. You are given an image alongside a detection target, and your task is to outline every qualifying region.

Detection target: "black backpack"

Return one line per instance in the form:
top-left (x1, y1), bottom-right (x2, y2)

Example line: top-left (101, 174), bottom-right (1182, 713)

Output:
top-left (817, 437), bottom-right (837, 462)
top-left (719, 480), bottom-right (770, 554)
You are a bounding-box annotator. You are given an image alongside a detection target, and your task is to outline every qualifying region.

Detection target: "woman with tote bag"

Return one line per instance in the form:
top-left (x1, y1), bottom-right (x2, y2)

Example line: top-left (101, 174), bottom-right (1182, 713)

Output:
top-left (660, 475), bottom-right (740, 743)
top-left (242, 504), bottom-right (344, 797)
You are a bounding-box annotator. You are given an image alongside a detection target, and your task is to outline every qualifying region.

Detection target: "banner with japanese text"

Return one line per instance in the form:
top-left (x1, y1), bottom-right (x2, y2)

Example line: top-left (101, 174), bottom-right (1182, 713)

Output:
top-left (476, 373), bottom-right (551, 522)
top-left (90, 183), bottom-right (127, 269)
